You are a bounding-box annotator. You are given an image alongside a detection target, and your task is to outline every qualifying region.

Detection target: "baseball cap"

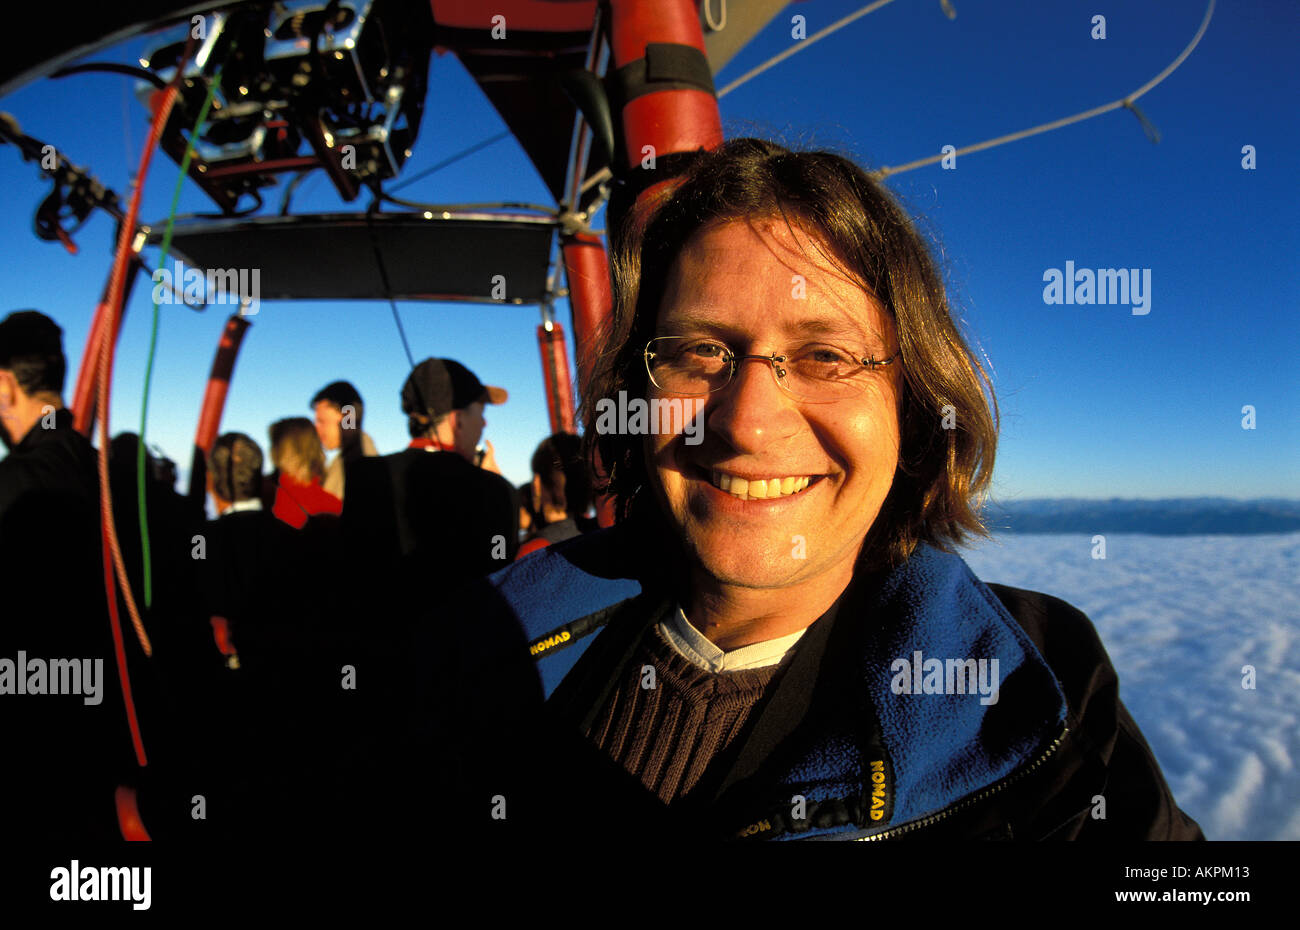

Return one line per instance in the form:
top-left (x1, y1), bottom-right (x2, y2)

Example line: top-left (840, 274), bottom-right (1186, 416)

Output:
top-left (401, 358), bottom-right (507, 422)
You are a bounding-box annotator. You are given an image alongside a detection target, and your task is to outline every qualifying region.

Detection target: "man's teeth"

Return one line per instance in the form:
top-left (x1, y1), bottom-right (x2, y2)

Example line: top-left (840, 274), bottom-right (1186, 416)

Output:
top-left (711, 470), bottom-right (813, 500)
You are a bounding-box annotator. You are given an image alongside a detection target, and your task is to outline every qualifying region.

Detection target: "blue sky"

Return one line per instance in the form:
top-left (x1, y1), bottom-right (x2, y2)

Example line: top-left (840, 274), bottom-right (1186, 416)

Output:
top-left (0, 0), bottom-right (1295, 499)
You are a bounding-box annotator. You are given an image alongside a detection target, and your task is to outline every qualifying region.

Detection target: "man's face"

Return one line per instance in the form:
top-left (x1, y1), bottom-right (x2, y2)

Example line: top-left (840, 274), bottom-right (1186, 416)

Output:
top-left (452, 400), bottom-right (486, 460)
top-left (313, 401), bottom-right (342, 451)
top-left (646, 218), bottom-right (903, 592)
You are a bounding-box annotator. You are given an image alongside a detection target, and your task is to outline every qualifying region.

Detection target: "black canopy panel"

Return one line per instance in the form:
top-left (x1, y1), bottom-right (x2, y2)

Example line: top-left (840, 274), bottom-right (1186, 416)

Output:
top-left (149, 211), bottom-right (557, 303)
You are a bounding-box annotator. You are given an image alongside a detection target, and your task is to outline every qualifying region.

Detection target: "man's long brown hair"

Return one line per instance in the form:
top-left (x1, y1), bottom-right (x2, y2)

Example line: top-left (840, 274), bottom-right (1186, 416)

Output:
top-left (582, 138), bottom-right (998, 569)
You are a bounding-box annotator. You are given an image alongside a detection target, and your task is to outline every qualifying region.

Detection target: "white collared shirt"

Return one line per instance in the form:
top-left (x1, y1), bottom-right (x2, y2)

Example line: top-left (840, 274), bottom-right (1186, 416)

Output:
top-left (658, 605), bottom-right (807, 673)
top-left (223, 499), bottom-right (263, 514)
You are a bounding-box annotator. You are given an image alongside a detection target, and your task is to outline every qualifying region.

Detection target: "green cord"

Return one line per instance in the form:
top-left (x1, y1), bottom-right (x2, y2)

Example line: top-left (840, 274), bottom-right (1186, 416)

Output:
top-left (137, 65), bottom-right (224, 609)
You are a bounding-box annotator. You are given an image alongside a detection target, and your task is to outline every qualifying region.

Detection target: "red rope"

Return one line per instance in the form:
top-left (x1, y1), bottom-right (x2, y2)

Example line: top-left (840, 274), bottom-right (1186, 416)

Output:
top-left (94, 64), bottom-right (188, 767)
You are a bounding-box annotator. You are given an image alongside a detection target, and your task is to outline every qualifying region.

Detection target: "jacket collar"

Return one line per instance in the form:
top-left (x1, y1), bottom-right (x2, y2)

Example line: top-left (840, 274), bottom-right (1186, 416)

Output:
top-left (9, 405), bottom-right (74, 453)
top-left (757, 542), bottom-right (1068, 838)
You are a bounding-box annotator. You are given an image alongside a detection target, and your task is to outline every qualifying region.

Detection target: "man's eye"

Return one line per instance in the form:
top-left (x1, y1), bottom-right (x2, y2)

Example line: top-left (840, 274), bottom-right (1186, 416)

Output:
top-left (798, 344), bottom-right (854, 364)
top-left (683, 341), bottom-right (727, 359)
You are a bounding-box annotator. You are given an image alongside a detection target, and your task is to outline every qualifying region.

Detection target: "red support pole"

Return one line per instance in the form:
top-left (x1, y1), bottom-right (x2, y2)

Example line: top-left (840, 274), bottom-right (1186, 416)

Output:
top-left (194, 314), bottom-right (252, 456)
top-left (578, 0), bottom-right (726, 528)
top-left (537, 321), bottom-right (576, 436)
top-left (607, 0), bottom-right (724, 177)
top-left (561, 231), bottom-right (612, 397)
top-left (588, 0), bottom-right (727, 364)
top-left (560, 236), bottom-right (617, 526)
top-left (187, 313), bottom-right (251, 505)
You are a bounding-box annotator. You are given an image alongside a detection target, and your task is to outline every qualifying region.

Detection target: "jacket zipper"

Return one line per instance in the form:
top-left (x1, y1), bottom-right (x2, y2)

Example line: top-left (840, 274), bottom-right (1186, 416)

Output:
top-left (852, 722), bottom-right (1070, 841)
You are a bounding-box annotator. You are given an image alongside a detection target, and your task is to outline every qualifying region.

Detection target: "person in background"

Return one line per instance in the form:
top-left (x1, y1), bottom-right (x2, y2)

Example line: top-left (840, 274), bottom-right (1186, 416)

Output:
top-left (106, 432), bottom-right (219, 837)
top-left (204, 433), bottom-right (292, 658)
top-left (0, 310), bottom-right (89, 521)
top-left (0, 309), bottom-right (127, 842)
top-left (311, 380), bottom-right (378, 501)
top-left (342, 357), bottom-right (518, 584)
top-left (517, 431), bottom-right (594, 559)
top-left (268, 416), bottom-right (342, 529)
top-left (337, 361), bottom-right (539, 836)
top-left (203, 431), bottom-right (337, 833)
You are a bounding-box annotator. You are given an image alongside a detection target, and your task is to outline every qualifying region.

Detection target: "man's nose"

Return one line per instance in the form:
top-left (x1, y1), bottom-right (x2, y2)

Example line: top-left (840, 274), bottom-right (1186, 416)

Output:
top-left (705, 355), bottom-right (801, 453)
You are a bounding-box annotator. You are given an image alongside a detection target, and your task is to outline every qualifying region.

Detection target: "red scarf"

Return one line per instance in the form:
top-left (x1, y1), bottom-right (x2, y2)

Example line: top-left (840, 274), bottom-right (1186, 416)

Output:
top-left (408, 437), bottom-right (456, 452)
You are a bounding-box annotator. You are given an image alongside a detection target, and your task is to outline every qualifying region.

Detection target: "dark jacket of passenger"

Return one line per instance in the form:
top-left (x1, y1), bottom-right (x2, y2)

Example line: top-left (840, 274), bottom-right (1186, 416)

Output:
top-left (0, 408), bottom-right (129, 842)
top-left (342, 446), bottom-right (519, 590)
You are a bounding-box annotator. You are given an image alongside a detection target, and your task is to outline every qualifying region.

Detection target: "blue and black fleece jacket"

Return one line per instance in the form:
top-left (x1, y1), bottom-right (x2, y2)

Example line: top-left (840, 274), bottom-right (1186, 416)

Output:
top-left (485, 523), bottom-right (1203, 841)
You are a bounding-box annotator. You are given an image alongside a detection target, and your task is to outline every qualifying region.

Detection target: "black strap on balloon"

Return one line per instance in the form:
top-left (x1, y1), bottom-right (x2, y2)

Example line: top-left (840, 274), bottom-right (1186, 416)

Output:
top-left (610, 42), bottom-right (716, 104)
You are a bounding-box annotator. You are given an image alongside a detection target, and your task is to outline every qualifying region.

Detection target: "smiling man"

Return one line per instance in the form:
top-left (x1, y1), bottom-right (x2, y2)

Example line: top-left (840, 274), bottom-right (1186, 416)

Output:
top-left (641, 217), bottom-right (903, 651)
top-left (485, 139), bottom-right (1201, 842)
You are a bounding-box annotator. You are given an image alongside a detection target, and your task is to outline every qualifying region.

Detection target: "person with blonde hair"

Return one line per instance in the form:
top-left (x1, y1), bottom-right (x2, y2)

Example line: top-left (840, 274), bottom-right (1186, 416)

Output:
top-left (268, 416), bottom-right (341, 529)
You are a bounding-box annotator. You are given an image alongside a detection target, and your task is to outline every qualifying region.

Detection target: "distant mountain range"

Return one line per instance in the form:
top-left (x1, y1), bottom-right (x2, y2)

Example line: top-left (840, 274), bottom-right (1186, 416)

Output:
top-left (982, 498), bottom-right (1300, 535)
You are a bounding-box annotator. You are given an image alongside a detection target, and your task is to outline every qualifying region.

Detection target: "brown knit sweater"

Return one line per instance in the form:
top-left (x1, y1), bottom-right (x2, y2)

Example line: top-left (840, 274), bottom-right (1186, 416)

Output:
top-left (584, 624), bottom-right (783, 805)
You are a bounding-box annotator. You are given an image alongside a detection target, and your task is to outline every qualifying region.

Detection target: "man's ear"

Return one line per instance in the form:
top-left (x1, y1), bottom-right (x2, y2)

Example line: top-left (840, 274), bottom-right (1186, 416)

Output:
top-left (0, 369), bottom-right (16, 405)
top-left (433, 409), bottom-right (458, 444)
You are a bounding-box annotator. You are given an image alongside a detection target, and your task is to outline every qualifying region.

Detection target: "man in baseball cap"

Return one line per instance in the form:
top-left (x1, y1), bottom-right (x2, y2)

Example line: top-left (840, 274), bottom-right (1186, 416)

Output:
top-left (400, 358), bottom-right (508, 467)
top-left (342, 357), bottom-right (518, 587)
top-left (332, 359), bottom-right (538, 838)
